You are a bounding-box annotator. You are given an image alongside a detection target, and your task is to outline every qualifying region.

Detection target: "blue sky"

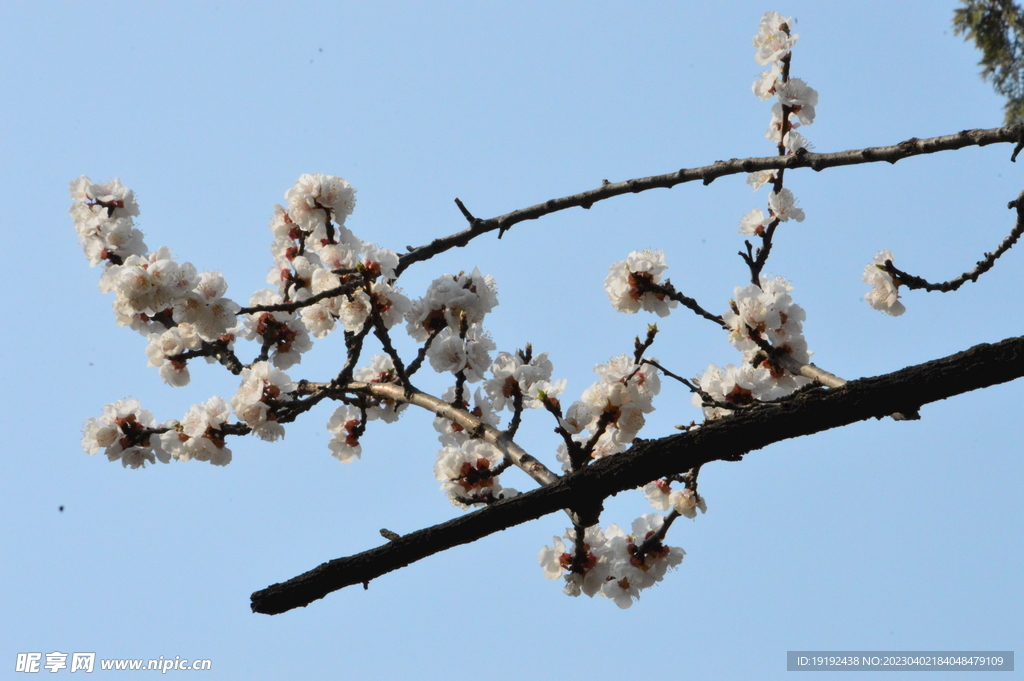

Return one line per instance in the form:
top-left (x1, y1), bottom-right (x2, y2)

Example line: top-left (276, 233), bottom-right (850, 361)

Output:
top-left (2, 2), bottom-right (1021, 679)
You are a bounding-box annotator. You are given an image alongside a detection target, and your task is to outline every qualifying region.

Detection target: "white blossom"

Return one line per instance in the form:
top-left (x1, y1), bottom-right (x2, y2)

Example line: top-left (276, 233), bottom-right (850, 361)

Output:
top-left (327, 405), bottom-right (363, 463)
top-left (483, 350), bottom-right (559, 411)
top-left (604, 249), bottom-right (677, 317)
top-left (776, 77), bottom-right (818, 124)
top-left (433, 387), bottom-right (498, 448)
top-left (361, 243), bottom-right (400, 280)
top-left (783, 130), bottom-right (811, 152)
top-left (721, 276), bottom-right (812, 387)
top-left (753, 11), bottom-right (797, 66)
top-left (767, 188), bottom-right (805, 222)
top-left (863, 249), bottom-right (906, 316)
top-left (405, 269), bottom-right (498, 341)
top-left (746, 170), bottom-right (776, 191)
top-left (242, 289), bottom-right (312, 368)
top-left (541, 516), bottom-right (683, 608)
top-left (230, 361), bottom-right (293, 441)
top-left (284, 173), bottom-right (357, 231)
top-left (739, 207), bottom-right (770, 235)
top-left (692, 362), bottom-right (798, 419)
top-left (158, 397), bottom-right (232, 465)
top-left (671, 487), bottom-right (708, 519)
top-left (752, 63), bottom-right (782, 100)
top-left (426, 326), bottom-right (495, 382)
top-left (81, 398), bottom-right (166, 468)
top-left (353, 354), bottom-right (408, 423)
top-left (434, 439), bottom-right (515, 508)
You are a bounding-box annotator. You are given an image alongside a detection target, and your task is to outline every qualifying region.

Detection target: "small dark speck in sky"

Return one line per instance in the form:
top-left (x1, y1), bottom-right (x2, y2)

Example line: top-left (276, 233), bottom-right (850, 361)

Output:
top-left (59, 506), bottom-right (64, 512)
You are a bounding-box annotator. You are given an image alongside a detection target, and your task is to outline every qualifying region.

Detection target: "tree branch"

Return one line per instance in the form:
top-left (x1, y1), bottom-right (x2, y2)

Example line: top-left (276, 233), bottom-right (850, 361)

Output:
top-left (396, 126), bottom-right (1024, 275)
top-left (885, 188), bottom-right (1024, 292)
top-left (251, 334), bottom-right (1024, 614)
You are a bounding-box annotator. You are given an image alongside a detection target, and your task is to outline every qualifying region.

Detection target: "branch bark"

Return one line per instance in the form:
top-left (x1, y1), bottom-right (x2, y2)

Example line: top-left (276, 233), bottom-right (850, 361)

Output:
top-left (251, 334), bottom-right (1024, 615)
top-left (396, 126), bottom-right (1024, 275)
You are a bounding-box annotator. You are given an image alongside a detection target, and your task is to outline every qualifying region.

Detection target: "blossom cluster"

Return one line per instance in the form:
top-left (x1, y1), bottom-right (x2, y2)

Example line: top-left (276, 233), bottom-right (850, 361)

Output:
top-left (740, 12), bottom-right (817, 236)
top-left (325, 354), bottom-right (411, 464)
top-left (434, 438), bottom-right (517, 509)
top-left (539, 515), bottom-right (684, 609)
top-left (482, 350), bottom-right (565, 411)
top-left (259, 173), bottom-right (409, 367)
top-left (81, 396), bottom-right (234, 468)
top-left (430, 383), bottom-right (514, 507)
top-left (70, 177), bottom-right (241, 387)
top-left (408, 269), bottom-right (499, 382)
top-left (230, 361), bottom-right (294, 442)
top-left (159, 396), bottom-right (233, 466)
top-left (81, 398), bottom-right (164, 469)
top-left (694, 276), bottom-right (812, 419)
top-left (642, 479), bottom-right (707, 518)
top-left (69, 177), bottom-right (145, 267)
top-left (555, 355), bottom-right (661, 470)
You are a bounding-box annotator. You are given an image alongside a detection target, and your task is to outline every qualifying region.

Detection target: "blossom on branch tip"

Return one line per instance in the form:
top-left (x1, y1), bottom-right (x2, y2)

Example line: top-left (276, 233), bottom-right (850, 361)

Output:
top-left (69, 176), bottom-right (147, 266)
top-left (284, 173), bottom-right (357, 232)
top-left (604, 249), bottom-right (678, 317)
top-left (753, 11), bottom-right (797, 66)
top-left (81, 398), bottom-right (166, 468)
top-left (863, 249), bottom-right (906, 316)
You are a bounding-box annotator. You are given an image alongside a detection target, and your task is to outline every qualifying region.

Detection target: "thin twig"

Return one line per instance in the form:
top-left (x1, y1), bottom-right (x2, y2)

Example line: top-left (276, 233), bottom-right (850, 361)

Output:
top-left (884, 189), bottom-right (1024, 293)
top-left (640, 280), bottom-right (727, 329)
top-left (238, 280), bottom-right (360, 315)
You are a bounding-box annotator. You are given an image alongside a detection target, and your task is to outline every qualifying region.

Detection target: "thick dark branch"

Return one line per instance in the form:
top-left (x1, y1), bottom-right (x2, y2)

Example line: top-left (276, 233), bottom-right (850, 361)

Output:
top-left (251, 334), bottom-right (1024, 614)
top-left (885, 189), bottom-right (1024, 292)
top-left (395, 126), bottom-right (1024, 275)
